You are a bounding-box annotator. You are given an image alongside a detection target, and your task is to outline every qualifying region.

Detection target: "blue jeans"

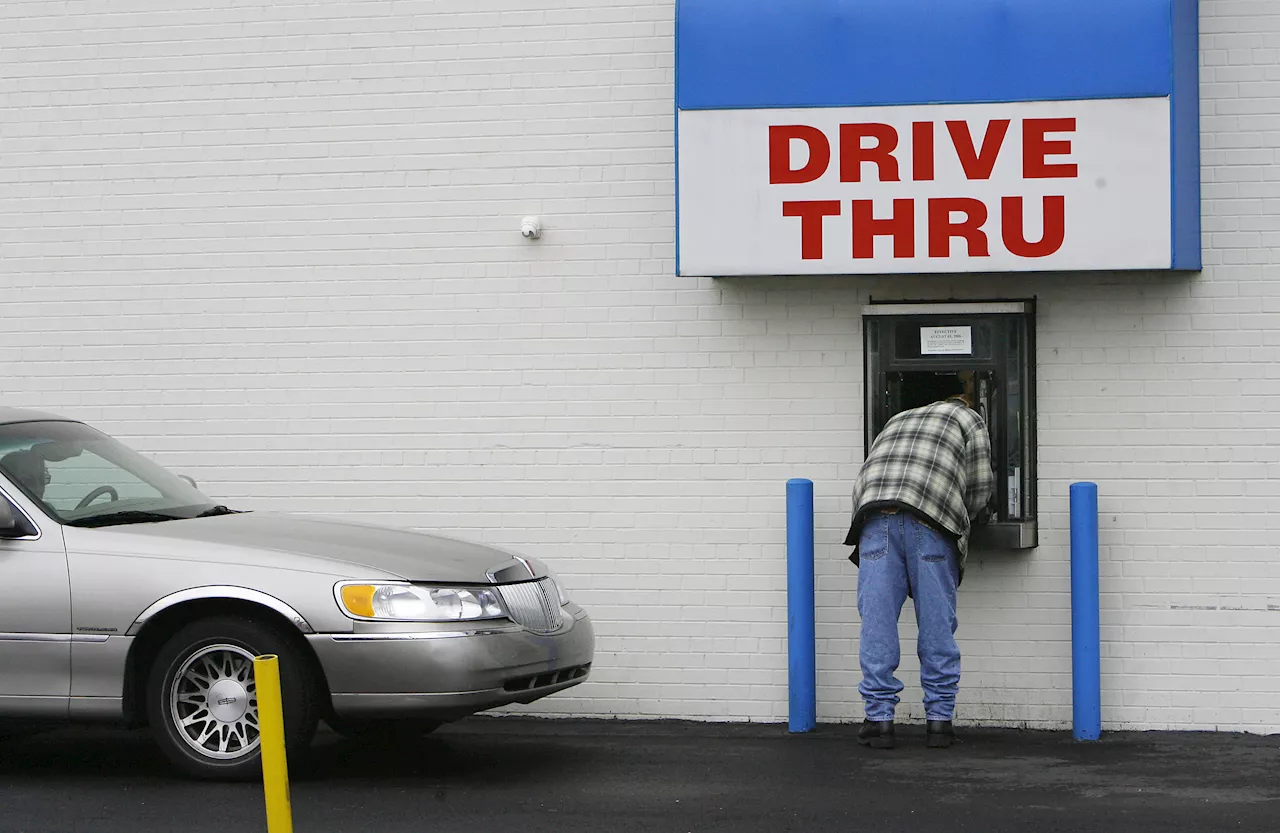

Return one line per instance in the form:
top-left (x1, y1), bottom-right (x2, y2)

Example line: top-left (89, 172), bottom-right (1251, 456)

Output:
top-left (857, 512), bottom-right (961, 722)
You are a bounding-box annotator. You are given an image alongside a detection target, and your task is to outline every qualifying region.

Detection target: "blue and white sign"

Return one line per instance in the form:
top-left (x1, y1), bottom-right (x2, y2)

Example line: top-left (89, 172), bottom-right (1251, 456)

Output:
top-left (676, 0), bottom-right (1200, 276)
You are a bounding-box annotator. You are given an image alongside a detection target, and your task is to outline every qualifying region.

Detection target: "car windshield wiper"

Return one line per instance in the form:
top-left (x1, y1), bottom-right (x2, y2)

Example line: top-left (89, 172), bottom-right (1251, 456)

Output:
top-left (68, 510), bottom-right (186, 528)
top-left (195, 505), bottom-right (244, 518)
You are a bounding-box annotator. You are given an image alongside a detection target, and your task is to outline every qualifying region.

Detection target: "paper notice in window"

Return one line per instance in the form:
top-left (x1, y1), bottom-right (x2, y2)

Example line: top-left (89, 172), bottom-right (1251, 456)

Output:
top-left (1008, 467), bottom-right (1022, 517)
top-left (920, 326), bottom-right (973, 355)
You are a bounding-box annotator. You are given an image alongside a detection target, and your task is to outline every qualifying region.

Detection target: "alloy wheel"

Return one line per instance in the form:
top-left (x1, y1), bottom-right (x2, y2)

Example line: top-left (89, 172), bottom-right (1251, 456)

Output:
top-left (168, 644), bottom-right (261, 760)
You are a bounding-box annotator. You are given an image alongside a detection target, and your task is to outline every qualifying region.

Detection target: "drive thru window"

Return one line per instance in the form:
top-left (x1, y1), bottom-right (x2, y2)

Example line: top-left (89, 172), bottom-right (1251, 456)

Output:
top-left (863, 300), bottom-right (1038, 550)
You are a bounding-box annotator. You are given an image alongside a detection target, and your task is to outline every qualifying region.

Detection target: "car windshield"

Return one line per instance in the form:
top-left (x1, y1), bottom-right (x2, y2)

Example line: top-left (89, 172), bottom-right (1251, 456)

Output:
top-left (0, 420), bottom-right (220, 527)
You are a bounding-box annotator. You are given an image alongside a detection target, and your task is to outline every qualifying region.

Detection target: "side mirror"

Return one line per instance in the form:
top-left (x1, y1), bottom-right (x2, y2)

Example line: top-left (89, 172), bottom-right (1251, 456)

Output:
top-left (0, 498), bottom-right (35, 539)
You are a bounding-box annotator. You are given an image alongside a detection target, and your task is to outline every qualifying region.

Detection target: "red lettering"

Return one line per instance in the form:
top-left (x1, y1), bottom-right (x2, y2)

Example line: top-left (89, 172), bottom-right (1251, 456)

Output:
top-left (946, 119), bottom-right (1010, 180)
top-left (783, 200), bottom-right (842, 260)
top-left (912, 122), bottom-right (934, 182)
top-left (928, 198), bottom-right (990, 258)
top-left (1023, 118), bottom-right (1078, 179)
top-left (852, 199), bottom-right (915, 259)
top-left (840, 123), bottom-right (900, 183)
top-left (1002, 196), bottom-right (1065, 258)
top-left (769, 125), bottom-right (831, 184)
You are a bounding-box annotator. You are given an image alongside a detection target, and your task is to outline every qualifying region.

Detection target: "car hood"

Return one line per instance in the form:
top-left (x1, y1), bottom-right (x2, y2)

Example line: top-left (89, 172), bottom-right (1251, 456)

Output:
top-left (65, 512), bottom-right (536, 584)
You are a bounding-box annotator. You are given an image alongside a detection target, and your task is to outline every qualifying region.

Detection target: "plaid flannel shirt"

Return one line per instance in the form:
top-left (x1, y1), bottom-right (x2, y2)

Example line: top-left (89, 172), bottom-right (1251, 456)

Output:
top-left (844, 399), bottom-right (995, 576)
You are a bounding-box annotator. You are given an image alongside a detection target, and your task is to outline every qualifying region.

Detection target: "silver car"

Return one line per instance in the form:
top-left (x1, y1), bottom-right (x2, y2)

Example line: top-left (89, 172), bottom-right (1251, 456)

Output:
top-left (0, 407), bottom-right (593, 779)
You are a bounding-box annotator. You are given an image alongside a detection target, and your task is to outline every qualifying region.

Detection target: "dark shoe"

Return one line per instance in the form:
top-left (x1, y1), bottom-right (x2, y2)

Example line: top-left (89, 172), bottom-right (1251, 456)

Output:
top-left (858, 720), bottom-right (896, 749)
top-left (926, 720), bottom-right (956, 748)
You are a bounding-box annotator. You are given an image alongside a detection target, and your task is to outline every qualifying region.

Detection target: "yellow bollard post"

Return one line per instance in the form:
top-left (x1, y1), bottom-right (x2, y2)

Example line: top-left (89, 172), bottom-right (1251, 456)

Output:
top-left (253, 654), bottom-right (294, 833)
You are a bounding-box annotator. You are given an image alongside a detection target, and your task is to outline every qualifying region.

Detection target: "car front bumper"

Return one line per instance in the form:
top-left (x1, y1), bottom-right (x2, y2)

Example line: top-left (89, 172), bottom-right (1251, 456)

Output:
top-left (308, 608), bottom-right (594, 720)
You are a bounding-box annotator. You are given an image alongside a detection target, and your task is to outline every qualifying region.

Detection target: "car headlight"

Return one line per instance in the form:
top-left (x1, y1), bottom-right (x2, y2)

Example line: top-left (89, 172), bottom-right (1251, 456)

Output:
top-left (338, 582), bottom-right (506, 622)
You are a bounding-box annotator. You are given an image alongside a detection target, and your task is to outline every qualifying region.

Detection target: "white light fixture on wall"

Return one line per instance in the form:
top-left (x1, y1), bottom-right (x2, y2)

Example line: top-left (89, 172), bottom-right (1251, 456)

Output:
top-left (520, 217), bottom-right (542, 240)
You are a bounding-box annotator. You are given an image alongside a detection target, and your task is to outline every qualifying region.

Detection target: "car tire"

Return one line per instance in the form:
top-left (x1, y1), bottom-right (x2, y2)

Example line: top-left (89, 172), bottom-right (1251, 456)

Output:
top-left (146, 615), bottom-right (320, 781)
top-left (326, 716), bottom-right (442, 744)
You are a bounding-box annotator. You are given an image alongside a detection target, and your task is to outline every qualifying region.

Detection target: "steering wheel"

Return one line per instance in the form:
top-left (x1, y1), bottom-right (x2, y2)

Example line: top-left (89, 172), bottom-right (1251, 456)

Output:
top-left (76, 485), bottom-right (120, 510)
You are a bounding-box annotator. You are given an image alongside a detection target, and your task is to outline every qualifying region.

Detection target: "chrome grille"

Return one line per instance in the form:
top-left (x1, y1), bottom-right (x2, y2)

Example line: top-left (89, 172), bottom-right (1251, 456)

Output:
top-left (498, 578), bottom-right (564, 634)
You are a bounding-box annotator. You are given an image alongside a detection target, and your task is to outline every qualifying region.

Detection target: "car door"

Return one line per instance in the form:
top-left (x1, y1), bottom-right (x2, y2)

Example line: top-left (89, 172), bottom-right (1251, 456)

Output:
top-left (0, 481), bottom-right (71, 717)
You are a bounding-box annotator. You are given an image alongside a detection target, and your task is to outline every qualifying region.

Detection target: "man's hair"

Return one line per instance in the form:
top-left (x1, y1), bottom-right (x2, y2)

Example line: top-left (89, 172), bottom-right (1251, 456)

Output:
top-left (0, 450), bottom-right (47, 500)
top-left (935, 373), bottom-right (967, 401)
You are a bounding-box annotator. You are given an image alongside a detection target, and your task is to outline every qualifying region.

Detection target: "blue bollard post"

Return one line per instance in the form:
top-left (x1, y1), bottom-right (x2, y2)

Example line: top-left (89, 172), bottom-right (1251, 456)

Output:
top-left (1070, 482), bottom-right (1101, 741)
top-left (787, 478), bottom-right (816, 733)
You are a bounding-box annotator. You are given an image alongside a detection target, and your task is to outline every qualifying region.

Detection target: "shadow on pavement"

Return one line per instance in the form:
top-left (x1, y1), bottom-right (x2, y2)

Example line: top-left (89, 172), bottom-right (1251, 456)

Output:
top-left (1, 718), bottom-right (1278, 833)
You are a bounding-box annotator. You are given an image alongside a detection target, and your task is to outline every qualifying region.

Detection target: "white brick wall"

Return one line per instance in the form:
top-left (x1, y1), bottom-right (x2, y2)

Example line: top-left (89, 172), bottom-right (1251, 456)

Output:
top-left (2, 0), bottom-right (1279, 731)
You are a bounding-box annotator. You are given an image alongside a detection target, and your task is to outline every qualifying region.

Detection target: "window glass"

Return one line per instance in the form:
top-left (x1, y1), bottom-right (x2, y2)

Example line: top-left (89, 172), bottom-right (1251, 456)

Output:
top-left (1005, 322), bottom-right (1025, 519)
top-left (41, 446), bottom-right (165, 514)
top-left (892, 319), bottom-right (993, 360)
top-left (0, 421), bottom-right (214, 525)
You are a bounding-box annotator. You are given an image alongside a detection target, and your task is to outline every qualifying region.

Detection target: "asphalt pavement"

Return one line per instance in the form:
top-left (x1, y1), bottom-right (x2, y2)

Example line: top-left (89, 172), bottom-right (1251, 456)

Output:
top-left (1, 717), bottom-right (1278, 832)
